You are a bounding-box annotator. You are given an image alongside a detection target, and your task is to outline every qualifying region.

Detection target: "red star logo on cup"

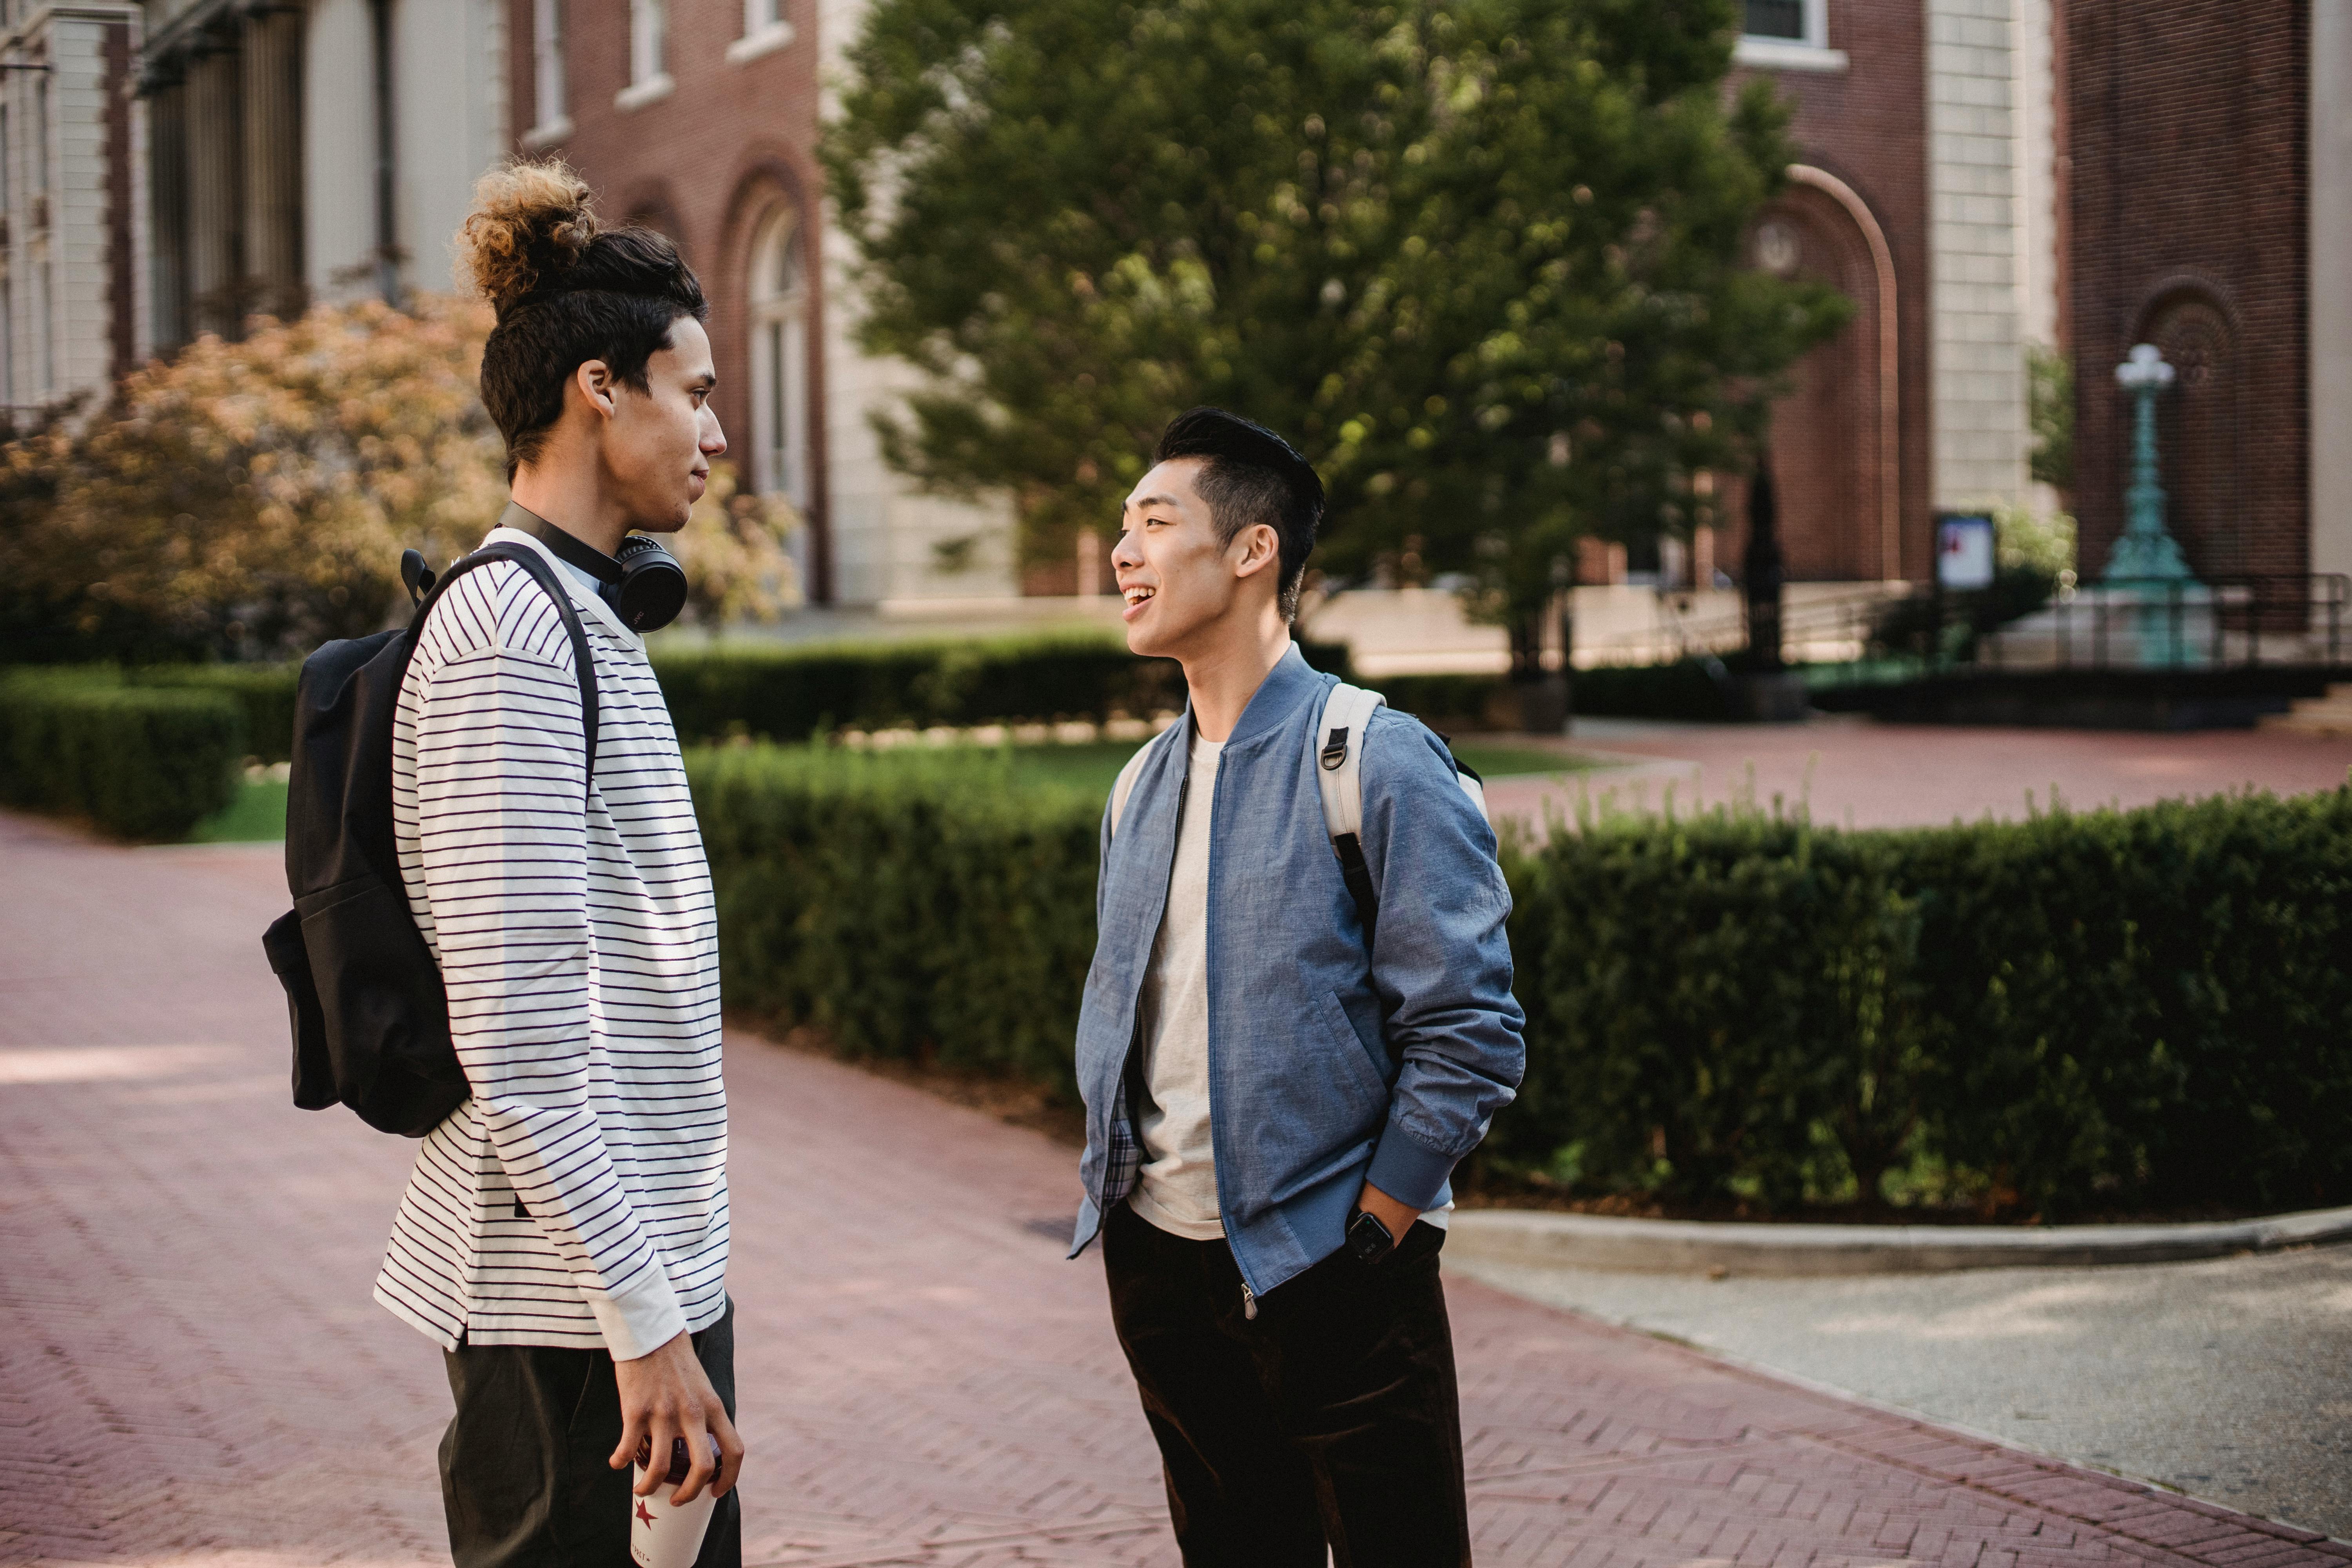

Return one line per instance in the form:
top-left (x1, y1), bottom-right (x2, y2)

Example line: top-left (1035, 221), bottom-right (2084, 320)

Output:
top-left (635, 1499), bottom-right (656, 1526)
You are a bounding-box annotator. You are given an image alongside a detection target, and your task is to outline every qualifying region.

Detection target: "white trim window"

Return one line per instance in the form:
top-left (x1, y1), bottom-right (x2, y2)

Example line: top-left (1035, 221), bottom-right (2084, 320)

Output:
top-left (726, 0), bottom-right (794, 64)
top-left (616, 0), bottom-right (674, 110)
top-left (523, 0), bottom-right (571, 146)
top-left (748, 211), bottom-right (809, 507)
top-left (1736, 0), bottom-right (1847, 71)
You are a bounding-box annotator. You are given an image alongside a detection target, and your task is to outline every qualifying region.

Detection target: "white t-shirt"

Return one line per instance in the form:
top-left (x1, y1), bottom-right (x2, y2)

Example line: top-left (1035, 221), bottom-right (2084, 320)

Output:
top-left (1130, 728), bottom-right (1227, 1240)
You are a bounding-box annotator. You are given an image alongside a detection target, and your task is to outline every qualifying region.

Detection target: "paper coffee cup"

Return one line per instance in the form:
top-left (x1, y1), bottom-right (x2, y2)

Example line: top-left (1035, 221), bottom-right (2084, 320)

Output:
top-left (630, 1436), bottom-right (721, 1568)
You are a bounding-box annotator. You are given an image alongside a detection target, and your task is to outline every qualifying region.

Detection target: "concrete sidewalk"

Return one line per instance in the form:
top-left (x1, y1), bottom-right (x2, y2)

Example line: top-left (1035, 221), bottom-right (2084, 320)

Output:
top-left (2, 811), bottom-right (2345, 1566)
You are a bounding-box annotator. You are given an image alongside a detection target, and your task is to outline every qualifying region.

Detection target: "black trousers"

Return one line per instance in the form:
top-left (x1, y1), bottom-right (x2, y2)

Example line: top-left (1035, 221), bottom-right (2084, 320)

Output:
top-left (438, 1300), bottom-right (742, 1568)
top-left (1103, 1202), bottom-right (1472, 1568)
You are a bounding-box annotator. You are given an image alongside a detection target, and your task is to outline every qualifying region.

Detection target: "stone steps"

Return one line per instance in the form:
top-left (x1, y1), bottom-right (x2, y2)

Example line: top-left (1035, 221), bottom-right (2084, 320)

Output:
top-left (2262, 683), bottom-right (2352, 734)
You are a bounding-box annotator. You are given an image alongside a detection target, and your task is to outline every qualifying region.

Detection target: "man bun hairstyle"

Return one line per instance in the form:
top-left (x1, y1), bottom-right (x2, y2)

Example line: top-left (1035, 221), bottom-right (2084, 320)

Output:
top-left (455, 160), bottom-right (708, 478)
top-left (1155, 407), bottom-right (1324, 621)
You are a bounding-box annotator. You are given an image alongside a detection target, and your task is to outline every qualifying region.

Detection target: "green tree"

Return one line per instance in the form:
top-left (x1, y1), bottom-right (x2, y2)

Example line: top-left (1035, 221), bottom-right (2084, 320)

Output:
top-left (825, 0), bottom-right (1847, 670)
top-left (2027, 343), bottom-right (2073, 491)
top-left (0, 298), bottom-right (799, 662)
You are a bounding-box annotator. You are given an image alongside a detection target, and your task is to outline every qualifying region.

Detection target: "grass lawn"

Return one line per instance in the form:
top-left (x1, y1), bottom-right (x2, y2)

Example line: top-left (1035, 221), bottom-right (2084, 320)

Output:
top-left (189, 779), bottom-right (289, 842)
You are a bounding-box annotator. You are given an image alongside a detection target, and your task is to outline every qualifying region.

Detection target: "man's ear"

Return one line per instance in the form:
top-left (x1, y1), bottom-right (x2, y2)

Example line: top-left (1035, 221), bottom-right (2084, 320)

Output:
top-left (572, 359), bottom-right (618, 421)
top-left (1230, 523), bottom-right (1282, 582)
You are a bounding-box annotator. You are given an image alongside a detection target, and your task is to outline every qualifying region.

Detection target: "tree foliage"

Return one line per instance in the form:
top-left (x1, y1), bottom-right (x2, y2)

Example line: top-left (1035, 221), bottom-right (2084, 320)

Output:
top-left (0, 298), bottom-right (798, 662)
top-left (824, 0), bottom-right (1848, 644)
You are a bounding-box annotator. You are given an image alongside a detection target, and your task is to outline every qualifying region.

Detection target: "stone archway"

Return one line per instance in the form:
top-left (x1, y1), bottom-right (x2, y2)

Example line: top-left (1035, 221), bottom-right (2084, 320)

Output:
top-left (1737, 166), bottom-right (1900, 584)
top-left (2131, 281), bottom-right (2242, 580)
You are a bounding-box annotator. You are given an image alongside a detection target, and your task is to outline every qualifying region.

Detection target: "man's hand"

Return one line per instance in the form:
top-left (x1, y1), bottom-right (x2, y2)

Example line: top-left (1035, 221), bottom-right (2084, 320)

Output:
top-left (610, 1330), bottom-right (745, 1505)
top-left (1355, 1180), bottom-right (1419, 1250)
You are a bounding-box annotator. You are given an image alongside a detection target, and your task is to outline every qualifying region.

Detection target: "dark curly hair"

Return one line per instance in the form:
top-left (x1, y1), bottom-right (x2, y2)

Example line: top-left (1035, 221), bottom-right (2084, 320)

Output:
top-left (454, 160), bottom-right (708, 478)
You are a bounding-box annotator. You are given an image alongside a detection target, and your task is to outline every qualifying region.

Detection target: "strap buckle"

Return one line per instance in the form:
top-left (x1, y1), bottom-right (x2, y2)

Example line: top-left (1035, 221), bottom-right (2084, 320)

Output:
top-left (1320, 727), bottom-right (1348, 771)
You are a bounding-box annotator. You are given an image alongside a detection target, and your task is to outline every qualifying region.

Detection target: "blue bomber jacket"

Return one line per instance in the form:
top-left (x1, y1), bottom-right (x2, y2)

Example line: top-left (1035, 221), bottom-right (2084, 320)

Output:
top-left (1067, 646), bottom-right (1526, 1303)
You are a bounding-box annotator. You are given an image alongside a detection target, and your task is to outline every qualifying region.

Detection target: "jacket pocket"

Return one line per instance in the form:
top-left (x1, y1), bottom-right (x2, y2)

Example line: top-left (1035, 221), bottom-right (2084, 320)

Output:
top-left (1312, 988), bottom-right (1391, 1099)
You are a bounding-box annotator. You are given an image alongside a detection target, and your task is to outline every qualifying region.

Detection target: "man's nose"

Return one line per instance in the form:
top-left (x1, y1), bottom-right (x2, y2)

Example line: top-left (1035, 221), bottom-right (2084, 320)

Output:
top-left (702, 410), bottom-right (728, 457)
top-left (1111, 529), bottom-right (1143, 569)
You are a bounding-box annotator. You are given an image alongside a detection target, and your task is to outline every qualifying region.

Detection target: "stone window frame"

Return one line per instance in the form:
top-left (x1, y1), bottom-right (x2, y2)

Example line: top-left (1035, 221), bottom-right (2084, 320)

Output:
top-left (522, 0), bottom-right (571, 148)
top-left (1735, 0), bottom-right (1849, 73)
top-left (746, 205), bottom-right (811, 507)
top-left (616, 0), bottom-right (674, 112)
top-left (726, 0), bottom-right (795, 65)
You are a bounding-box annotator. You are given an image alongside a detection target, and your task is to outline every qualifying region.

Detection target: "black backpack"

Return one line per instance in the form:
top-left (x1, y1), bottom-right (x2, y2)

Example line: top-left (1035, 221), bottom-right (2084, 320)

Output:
top-left (261, 543), bottom-right (598, 1136)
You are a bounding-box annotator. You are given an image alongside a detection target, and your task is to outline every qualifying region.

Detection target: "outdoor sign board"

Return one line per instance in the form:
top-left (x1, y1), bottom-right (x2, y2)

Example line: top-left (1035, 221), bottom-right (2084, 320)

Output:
top-left (1936, 512), bottom-right (1997, 591)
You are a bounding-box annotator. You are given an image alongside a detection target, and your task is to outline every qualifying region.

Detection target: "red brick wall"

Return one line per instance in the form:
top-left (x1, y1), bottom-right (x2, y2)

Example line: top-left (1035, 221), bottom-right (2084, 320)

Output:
top-left (1726, 0), bottom-right (1934, 584)
top-left (506, 0), bottom-right (833, 597)
top-left (2063, 0), bottom-right (2308, 585)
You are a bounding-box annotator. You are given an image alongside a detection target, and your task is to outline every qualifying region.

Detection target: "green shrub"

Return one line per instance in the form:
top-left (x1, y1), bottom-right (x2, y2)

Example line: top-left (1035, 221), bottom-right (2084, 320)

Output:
top-left (1496, 814), bottom-right (1924, 1209)
top-left (1503, 790), bottom-right (2352, 1216)
top-left (691, 739), bottom-right (2352, 1217)
top-left (0, 671), bottom-right (244, 839)
top-left (689, 745), bottom-right (1102, 1094)
top-left (136, 664), bottom-right (302, 764)
top-left (657, 633), bottom-right (1350, 743)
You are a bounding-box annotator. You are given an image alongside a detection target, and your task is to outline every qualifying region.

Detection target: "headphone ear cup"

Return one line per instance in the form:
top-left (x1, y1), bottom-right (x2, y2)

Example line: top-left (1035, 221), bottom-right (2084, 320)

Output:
top-left (611, 536), bottom-right (689, 632)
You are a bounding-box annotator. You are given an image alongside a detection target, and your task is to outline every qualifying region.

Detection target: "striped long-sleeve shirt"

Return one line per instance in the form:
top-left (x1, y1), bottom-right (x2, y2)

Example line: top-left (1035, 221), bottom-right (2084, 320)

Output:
top-left (372, 525), bottom-right (728, 1361)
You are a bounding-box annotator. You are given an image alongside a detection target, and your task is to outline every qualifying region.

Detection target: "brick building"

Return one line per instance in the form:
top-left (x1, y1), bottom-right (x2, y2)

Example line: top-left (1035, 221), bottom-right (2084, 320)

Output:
top-left (1714, 0), bottom-right (2057, 590)
top-left (0, 2), bottom-right (143, 420)
top-left (506, 0), bottom-right (1012, 607)
top-left (2061, 1), bottom-right (2352, 596)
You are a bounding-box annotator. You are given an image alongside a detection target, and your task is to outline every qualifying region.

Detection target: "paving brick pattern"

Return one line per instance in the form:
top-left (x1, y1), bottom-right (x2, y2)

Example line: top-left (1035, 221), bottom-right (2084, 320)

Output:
top-left (1487, 720), bottom-right (2352, 833)
top-left (3, 810), bottom-right (2344, 1567)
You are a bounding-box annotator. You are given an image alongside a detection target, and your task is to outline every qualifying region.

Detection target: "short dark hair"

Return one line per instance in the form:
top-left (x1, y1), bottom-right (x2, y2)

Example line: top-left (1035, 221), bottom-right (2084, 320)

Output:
top-left (1155, 407), bottom-right (1324, 621)
top-left (455, 162), bottom-right (709, 478)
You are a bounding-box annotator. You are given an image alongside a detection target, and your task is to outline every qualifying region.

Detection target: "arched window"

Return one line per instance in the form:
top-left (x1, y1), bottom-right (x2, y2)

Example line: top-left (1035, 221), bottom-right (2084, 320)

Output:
top-left (748, 210), bottom-right (809, 505)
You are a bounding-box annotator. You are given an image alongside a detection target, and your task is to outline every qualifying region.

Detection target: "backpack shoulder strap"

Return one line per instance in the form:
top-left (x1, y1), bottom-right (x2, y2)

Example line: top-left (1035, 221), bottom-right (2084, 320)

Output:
top-left (1313, 682), bottom-right (1387, 943)
top-left (1312, 682), bottom-right (1494, 949)
top-left (410, 542), bottom-right (601, 802)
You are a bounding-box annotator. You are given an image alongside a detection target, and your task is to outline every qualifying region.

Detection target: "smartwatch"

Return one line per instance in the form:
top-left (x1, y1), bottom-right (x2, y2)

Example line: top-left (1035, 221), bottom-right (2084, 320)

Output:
top-left (1345, 1207), bottom-right (1395, 1265)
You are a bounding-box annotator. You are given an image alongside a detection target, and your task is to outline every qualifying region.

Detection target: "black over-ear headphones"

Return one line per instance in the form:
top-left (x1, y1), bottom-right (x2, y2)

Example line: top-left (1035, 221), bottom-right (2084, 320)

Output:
top-left (499, 503), bottom-right (690, 633)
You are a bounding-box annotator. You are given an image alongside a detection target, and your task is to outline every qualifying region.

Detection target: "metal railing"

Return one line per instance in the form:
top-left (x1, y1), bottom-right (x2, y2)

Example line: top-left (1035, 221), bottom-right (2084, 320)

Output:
top-left (1971, 573), bottom-right (2349, 672)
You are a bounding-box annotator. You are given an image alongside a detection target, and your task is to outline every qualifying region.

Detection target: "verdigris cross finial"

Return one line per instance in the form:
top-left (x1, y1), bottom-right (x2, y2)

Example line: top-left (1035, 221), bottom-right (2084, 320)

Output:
top-left (2114, 341), bottom-right (2176, 393)
top-left (2103, 343), bottom-right (2194, 584)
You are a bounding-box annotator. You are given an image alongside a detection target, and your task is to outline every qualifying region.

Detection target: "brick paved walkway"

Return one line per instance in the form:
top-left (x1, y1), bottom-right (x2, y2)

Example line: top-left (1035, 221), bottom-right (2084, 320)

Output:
top-left (1484, 719), bottom-right (2352, 831)
top-left (3, 810), bottom-right (2345, 1567)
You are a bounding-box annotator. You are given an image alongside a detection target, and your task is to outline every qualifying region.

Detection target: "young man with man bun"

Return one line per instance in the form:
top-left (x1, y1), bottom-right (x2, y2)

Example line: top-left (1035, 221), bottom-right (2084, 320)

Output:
top-left (376, 161), bottom-right (742, 1565)
top-left (1071, 408), bottom-right (1526, 1566)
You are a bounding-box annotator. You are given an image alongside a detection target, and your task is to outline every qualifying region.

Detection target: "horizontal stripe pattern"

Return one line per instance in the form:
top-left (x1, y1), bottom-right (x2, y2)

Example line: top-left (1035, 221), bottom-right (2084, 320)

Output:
top-left (374, 544), bottom-right (727, 1359)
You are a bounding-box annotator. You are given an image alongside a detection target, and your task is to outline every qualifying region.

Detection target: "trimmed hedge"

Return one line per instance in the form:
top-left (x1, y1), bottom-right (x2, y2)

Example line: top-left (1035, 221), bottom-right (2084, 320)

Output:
top-left (1503, 791), bottom-right (2352, 1215)
top-left (657, 633), bottom-right (1350, 744)
top-left (0, 671), bottom-right (245, 839)
top-left (689, 743), bottom-right (2352, 1216)
top-left (138, 664), bottom-right (302, 765)
top-left (690, 745), bottom-right (1101, 1093)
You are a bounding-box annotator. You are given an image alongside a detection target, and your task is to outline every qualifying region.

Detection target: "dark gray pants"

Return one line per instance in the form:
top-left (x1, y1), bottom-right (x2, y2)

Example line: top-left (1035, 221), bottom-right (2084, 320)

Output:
top-left (439, 1300), bottom-right (741, 1568)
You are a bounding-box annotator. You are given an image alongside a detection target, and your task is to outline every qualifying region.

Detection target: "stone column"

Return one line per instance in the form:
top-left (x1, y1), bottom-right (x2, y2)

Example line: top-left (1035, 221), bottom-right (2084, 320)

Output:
top-left (146, 75), bottom-right (191, 353)
top-left (241, 7), bottom-right (304, 322)
top-left (183, 35), bottom-right (245, 339)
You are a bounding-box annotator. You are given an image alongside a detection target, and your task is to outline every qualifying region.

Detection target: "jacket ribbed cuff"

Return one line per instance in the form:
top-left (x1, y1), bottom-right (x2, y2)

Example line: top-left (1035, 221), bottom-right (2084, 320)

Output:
top-left (590, 1266), bottom-right (688, 1362)
top-left (1365, 1125), bottom-right (1457, 1213)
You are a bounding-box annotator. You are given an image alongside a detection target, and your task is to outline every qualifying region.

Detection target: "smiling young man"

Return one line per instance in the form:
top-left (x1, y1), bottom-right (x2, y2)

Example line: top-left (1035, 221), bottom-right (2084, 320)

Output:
top-left (1071, 408), bottom-right (1526, 1566)
top-left (374, 162), bottom-right (743, 1566)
